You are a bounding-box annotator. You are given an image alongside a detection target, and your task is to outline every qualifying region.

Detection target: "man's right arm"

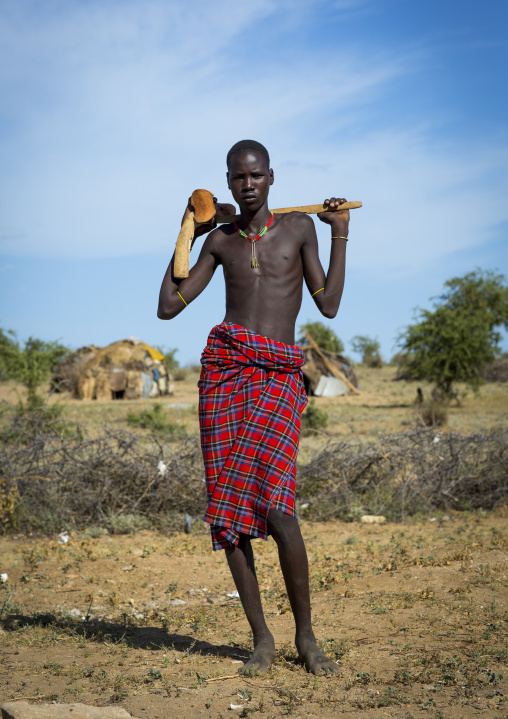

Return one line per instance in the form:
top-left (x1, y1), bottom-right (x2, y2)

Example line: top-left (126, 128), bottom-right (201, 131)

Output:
top-left (157, 223), bottom-right (220, 320)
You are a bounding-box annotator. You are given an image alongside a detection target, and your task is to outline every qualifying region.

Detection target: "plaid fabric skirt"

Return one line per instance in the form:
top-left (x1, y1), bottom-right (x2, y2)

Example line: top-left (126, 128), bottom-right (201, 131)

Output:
top-left (198, 322), bottom-right (308, 550)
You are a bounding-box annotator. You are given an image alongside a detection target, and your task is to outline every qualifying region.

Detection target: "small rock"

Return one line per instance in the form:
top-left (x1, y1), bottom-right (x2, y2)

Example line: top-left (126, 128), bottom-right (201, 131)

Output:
top-left (229, 704), bottom-right (244, 710)
top-left (69, 608), bottom-right (82, 617)
top-left (169, 598), bottom-right (186, 607)
top-left (121, 564), bottom-right (135, 571)
top-left (227, 590), bottom-right (240, 599)
top-left (360, 515), bottom-right (386, 524)
top-left (206, 596), bottom-right (215, 604)
top-left (0, 573), bottom-right (7, 583)
top-left (1, 700), bottom-right (133, 718)
top-left (58, 532), bottom-right (70, 544)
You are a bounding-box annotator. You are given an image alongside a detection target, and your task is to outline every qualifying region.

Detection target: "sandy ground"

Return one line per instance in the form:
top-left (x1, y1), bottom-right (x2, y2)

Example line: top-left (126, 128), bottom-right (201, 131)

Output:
top-left (1, 369), bottom-right (507, 716)
top-left (1, 513), bottom-right (507, 718)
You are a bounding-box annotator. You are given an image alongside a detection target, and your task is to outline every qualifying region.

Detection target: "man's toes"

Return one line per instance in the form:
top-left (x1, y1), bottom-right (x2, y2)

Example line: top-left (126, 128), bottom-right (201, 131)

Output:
top-left (323, 660), bottom-right (340, 676)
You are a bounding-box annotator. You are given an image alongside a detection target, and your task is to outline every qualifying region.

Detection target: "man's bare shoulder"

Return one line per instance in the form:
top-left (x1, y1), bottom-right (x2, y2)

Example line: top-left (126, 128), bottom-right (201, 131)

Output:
top-left (201, 223), bottom-right (233, 246)
top-left (276, 211), bottom-right (315, 238)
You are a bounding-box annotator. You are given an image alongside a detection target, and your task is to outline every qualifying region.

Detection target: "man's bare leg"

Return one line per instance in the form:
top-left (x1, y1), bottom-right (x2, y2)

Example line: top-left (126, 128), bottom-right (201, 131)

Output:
top-left (267, 509), bottom-right (339, 675)
top-left (225, 536), bottom-right (275, 675)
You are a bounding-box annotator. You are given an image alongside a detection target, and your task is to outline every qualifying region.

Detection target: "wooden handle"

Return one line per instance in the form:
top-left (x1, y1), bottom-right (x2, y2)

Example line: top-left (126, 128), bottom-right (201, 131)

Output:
top-left (216, 200), bottom-right (362, 224)
top-left (173, 198), bottom-right (363, 279)
top-left (174, 211), bottom-right (195, 279)
top-left (274, 200), bottom-right (362, 214)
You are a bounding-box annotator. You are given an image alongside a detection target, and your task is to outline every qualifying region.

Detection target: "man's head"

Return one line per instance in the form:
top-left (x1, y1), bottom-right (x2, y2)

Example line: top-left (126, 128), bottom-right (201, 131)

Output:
top-left (227, 140), bottom-right (270, 171)
top-left (226, 140), bottom-right (273, 211)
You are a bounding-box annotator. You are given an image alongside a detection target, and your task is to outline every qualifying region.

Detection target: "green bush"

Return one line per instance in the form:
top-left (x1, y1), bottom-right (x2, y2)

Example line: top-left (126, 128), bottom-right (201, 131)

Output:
top-left (126, 403), bottom-right (183, 436)
top-left (398, 269), bottom-right (508, 396)
top-left (0, 331), bottom-right (69, 407)
top-left (418, 399), bottom-right (449, 428)
top-left (106, 513), bottom-right (151, 534)
top-left (1, 398), bottom-right (81, 444)
top-left (301, 400), bottom-right (328, 435)
top-left (350, 335), bottom-right (383, 368)
top-left (298, 321), bottom-right (344, 354)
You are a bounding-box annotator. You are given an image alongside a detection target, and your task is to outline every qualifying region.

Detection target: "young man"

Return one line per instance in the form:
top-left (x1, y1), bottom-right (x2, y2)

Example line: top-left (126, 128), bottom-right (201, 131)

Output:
top-left (158, 140), bottom-right (350, 676)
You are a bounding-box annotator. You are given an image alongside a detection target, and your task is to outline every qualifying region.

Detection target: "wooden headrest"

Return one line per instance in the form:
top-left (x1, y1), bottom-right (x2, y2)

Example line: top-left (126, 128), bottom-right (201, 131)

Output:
top-left (191, 189), bottom-right (216, 223)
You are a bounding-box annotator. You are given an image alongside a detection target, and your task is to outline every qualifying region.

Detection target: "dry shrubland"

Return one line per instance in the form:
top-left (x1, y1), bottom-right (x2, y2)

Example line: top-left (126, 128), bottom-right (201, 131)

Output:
top-left (1, 369), bottom-right (507, 718)
top-left (1, 401), bottom-right (507, 534)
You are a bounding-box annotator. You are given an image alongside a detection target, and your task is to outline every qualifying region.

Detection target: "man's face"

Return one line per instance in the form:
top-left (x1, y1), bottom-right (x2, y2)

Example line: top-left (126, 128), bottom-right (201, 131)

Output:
top-left (227, 151), bottom-right (274, 211)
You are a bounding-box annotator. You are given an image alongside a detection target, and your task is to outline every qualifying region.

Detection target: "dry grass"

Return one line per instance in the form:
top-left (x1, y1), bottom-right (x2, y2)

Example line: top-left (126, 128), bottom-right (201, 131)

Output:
top-left (1, 367), bottom-right (507, 717)
top-left (0, 515), bottom-right (507, 718)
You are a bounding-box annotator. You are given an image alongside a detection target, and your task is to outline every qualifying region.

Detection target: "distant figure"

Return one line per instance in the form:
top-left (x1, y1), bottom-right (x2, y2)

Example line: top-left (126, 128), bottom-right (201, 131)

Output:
top-left (158, 140), bottom-right (351, 676)
top-left (416, 387), bottom-right (424, 404)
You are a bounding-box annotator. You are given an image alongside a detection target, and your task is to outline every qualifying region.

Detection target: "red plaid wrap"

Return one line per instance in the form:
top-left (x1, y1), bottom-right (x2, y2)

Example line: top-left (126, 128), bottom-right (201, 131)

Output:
top-left (198, 322), bottom-right (308, 550)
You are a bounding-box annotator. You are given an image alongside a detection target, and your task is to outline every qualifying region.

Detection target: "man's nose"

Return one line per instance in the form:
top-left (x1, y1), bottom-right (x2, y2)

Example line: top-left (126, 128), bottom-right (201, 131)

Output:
top-left (242, 176), bottom-right (254, 191)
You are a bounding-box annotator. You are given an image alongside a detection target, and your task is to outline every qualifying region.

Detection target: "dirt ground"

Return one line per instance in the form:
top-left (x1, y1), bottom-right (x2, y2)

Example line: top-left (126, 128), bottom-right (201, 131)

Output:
top-left (1, 512), bottom-right (507, 719)
top-left (1, 368), bottom-right (507, 717)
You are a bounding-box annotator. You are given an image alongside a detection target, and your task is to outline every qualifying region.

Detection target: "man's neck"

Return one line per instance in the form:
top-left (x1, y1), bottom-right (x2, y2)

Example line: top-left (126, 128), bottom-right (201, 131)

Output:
top-left (237, 202), bottom-right (272, 235)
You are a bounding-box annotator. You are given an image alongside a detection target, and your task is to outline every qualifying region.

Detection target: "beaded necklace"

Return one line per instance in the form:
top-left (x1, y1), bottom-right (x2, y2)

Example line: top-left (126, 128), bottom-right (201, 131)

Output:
top-left (233, 212), bottom-right (274, 268)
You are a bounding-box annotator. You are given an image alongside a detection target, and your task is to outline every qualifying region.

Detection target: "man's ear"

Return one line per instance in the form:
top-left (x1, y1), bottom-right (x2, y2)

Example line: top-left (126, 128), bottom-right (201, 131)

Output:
top-left (269, 168), bottom-right (274, 185)
top-left (226, 171), bottom-right (230, 189)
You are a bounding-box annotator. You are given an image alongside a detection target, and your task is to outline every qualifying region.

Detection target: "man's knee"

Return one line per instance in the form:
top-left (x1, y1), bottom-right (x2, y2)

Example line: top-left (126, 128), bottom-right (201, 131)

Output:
top-left (267, 509), bottom-right (299, 543)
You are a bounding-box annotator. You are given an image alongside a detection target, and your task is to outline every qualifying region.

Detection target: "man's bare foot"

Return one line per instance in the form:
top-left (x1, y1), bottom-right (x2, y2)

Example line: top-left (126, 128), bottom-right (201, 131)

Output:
top-left (239, 633), bottom-right (275, 676)
top-left (296, 634), bottom-right (340, 676)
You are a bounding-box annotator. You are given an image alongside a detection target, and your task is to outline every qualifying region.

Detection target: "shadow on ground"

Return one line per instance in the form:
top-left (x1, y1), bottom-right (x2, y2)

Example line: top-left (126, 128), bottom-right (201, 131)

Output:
top-left (1, 612), bottom-right (250, 660)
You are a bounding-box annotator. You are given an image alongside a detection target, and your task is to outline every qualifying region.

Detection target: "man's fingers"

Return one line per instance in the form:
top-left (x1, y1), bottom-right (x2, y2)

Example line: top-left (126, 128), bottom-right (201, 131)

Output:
top-left (324, 197), bottom-right (347, 209)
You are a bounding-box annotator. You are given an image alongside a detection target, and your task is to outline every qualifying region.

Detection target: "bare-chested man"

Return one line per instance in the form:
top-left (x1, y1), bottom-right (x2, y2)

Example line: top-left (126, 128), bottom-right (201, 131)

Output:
top-left (158, 140), bottom-right (350, 676)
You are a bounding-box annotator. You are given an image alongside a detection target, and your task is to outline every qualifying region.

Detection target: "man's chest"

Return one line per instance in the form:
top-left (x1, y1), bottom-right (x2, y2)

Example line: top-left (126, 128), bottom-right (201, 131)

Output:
top-left (219, 232), bottom-right (302, 274)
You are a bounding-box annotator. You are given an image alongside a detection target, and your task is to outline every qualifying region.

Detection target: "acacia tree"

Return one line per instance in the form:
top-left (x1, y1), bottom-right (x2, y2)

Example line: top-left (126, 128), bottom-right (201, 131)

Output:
top-left (298, 321), bottom-right (344, 354)
top-left (0, 330), bottom-right (69, 408)
top-left (0, 328), bottom-right (18, 381)
top-left (350, 335), bottom-right (383, 367)
top-left (399, 269), bottom-right (508, 396)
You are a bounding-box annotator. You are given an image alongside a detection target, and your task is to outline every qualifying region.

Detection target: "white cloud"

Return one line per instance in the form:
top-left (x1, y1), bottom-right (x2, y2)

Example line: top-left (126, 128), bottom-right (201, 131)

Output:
top-left (0, 0), bottom-right (506, 279)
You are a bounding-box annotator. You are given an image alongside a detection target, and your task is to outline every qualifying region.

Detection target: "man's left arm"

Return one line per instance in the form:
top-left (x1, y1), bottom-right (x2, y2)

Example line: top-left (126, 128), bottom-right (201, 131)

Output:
top-left (300, 197), bottom-right (350, 319)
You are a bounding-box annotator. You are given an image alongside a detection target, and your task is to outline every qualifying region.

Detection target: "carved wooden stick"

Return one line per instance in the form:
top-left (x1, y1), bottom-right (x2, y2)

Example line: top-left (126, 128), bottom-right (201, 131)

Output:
top-left (173, 193), bottom-right (362, 279)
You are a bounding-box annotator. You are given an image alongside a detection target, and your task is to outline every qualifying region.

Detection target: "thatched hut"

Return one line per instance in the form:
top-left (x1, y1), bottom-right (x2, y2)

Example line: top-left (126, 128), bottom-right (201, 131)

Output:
top-left (52, 338), bottom-right (173, 400)
top-left (301, 332), bottom-right (359, 397)
top-left (51, 345), bottom-right (99, 394)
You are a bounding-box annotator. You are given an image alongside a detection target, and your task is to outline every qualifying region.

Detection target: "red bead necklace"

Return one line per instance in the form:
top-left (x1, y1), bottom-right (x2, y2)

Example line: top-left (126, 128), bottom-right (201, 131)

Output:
top-left (233, 212), bottom-right (274, 269)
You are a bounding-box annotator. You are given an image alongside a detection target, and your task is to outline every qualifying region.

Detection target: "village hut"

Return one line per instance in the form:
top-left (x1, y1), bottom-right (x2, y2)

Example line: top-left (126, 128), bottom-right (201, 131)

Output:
top-left (301, 331), bottom-right (359, 397)
top-left (51, 345), bottom-right (99, 394)
top-left (52, 338), bottom-right (173, 400)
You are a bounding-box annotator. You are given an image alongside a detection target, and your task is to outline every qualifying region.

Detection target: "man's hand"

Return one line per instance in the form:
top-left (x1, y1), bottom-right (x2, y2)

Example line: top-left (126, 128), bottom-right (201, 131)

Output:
top-left (317, 197), bottom-right (350, 234)
top-left (181, 198), bottom-right (236, 242)
top-left (181, 197), bottom-right (236, 245)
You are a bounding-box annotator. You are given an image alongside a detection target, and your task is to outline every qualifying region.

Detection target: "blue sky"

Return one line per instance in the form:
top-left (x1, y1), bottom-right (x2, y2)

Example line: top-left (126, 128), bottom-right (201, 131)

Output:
top-left (1, 0), bottom-right (507, 364)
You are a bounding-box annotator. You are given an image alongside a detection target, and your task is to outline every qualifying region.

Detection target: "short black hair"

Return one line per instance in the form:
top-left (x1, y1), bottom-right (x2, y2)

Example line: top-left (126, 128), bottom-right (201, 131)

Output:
top-left (227, 140), bottom-right (270, 168)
